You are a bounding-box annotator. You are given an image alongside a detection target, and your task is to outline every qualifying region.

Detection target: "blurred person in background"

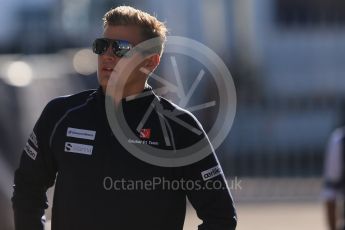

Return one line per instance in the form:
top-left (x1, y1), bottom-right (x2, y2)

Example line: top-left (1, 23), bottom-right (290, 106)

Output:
top-left (323, 127), bottom-right (344, 230)
top-left (11, 5), bottom-right (237, 230)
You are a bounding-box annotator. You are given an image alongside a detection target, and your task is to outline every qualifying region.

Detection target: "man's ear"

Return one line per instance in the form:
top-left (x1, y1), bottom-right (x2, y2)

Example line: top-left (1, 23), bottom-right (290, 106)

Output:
top-left (144, 54), bottom-right (160, 72)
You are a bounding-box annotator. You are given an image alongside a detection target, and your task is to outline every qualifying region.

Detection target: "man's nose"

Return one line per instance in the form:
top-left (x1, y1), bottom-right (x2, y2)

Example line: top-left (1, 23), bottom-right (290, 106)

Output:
top-left (103, 45), bottom-right (117, 59)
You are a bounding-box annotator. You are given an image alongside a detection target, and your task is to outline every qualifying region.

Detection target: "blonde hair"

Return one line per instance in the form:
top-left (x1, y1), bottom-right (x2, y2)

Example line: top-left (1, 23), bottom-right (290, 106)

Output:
top-left (103, 6), bottom-right (168, 56)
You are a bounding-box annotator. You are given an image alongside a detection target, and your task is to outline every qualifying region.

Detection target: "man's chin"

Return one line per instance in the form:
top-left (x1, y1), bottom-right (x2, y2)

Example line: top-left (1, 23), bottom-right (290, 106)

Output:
top-left (97, 77), bottom-right (108, 91)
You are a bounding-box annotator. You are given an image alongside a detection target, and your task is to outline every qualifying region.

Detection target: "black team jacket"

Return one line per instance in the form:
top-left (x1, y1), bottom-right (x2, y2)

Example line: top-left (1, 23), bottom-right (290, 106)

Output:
top-left (12, 86), bottom-right (237, 230)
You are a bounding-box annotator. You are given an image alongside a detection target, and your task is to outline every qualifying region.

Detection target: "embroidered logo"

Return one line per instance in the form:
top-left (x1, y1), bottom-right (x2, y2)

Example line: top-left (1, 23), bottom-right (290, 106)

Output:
top-left (66, 127), bottom-right (96, 140)
top-left (24, 142), bottom-right (37, 160)
top-left (29, 131), bottom-right (38, 148)
top-left (64, 142), bottom-right (93, 155)
top-left (201, 165), bottom-right (222, 181)
top-left (140, 129), bottom-right (151, 139)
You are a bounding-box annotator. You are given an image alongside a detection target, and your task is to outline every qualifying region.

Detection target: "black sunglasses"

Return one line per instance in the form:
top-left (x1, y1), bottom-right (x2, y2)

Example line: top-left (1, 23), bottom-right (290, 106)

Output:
top-left (92, 38), bottom-right (133, 57)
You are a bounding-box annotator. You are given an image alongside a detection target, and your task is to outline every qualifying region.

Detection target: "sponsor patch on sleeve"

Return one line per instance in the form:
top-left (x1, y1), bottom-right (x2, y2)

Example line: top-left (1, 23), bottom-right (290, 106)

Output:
top-left (24, 142), bottom-right (38, 160)
top-left (29, 131), bottom-right (38, 148)
top-left (201, 165), bottom-right (223, 181)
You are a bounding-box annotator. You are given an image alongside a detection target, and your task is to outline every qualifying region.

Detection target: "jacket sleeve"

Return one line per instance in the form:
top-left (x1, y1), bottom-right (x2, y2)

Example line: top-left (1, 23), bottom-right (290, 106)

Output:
top-left (183, 149), bottom-right (237, 230)
top-left (12, 102), bottom-right (58, 230)
top-left (175, 112), bottom-right (237, 230)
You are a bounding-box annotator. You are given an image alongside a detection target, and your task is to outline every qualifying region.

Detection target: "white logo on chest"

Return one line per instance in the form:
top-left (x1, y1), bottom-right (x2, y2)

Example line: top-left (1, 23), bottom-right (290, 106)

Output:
top-left (66, 127), bottom-right (96, 140)
top-left (64, 142), bottom-right (93, 155)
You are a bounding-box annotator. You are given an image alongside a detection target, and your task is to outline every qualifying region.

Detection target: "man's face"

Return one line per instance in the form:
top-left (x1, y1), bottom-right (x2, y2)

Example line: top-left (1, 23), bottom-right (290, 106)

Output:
top-left (97, 25), bottom-right (144, 91)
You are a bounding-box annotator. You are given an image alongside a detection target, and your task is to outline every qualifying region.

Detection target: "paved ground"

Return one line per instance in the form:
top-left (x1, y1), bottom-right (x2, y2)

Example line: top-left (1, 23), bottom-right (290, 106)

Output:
top-left (182, 177), bottom-right (327, 230)
top-left (184, 200), bottom-right (325, 230)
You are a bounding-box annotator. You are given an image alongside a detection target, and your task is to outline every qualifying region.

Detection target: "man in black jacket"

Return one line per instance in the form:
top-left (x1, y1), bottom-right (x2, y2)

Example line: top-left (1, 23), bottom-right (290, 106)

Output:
top-left (12, 6), bottom-right (237, 230)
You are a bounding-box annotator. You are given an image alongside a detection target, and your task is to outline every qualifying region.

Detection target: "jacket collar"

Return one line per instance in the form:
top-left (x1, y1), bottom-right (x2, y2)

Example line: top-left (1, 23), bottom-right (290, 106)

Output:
top-left (96, 85), bottom-right (157, 113)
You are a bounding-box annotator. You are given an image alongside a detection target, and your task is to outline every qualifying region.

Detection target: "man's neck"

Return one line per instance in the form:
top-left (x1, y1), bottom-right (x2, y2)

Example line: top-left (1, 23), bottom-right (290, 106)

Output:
top-left (102, 82), bottom-right (147, 106)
